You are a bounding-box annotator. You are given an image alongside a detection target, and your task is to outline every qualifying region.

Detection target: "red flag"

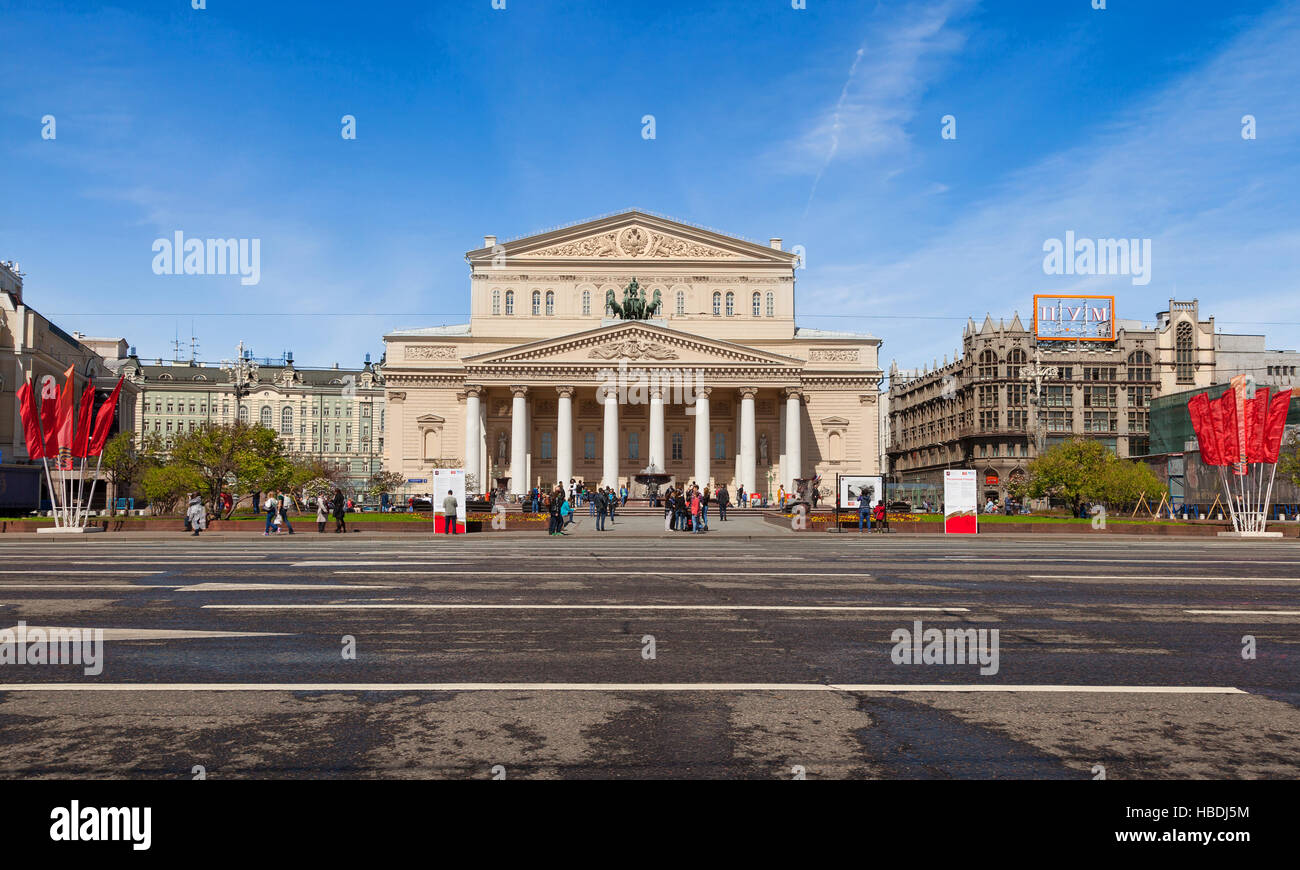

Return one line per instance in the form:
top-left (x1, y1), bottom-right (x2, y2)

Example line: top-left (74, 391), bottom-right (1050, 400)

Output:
top-left (1212, 390), bottom-right (1241, 472)
top-left (55, 365), bottom-right (75, 467)
top-left (1188, 393), bottom-right (1222, 465)
top-left (39, 376), bottom-right (59, 457)
top-left (16, 381), bottom-right (45, 459)
top-left (1263, 389), bottom-right (1293, 464)
top-left (72, 382), bottom-right (96, 457)
top-left (87, 377), bottom-right (123, 457)
top-left (1244, 387), bottom-right (1269, 463)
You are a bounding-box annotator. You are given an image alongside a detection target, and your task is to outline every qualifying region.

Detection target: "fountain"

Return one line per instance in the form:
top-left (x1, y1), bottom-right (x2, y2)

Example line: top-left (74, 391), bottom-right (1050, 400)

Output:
top-left (633, 463), bottom-right (672, 505)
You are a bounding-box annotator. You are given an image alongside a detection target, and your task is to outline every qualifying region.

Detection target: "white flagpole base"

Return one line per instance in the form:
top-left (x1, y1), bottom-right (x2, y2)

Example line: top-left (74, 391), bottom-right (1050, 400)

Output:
top-left (36, 526), bottom-right (106, 534)
top-left (1217, 530), bottom-right (1284, 538)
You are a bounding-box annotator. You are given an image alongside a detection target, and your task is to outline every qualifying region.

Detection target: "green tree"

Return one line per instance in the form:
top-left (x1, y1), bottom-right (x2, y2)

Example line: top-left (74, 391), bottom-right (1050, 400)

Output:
top-left (1022, 438), bottom-right (1167, 515)
top-left (141, 463), bottom-right (202, 515)
top-left (167, 422), bottom-right (291, 512)
top-left (1098, 455), bottom-right (1166, 512)
top-left (1278, 433), bottom-right (1300, 488)
top-left (366, 470), bottom-right (405, 500)
top-left (100, 431), bottom-right (162, 515)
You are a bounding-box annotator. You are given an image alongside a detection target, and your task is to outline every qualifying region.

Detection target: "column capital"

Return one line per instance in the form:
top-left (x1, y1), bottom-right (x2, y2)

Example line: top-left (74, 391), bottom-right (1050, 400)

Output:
top-left (649, 385), bottom-right (666, 400)
top-left (510, 385), bottom-right (530, 398)
top-left (555, 385), bottom-right (576, 399)
top-left (598, 385), bottom-right (619, 402)
top-left (783, 387), bottom-right (804, 400)
top-left (464, 384), bottom-right (484, 398)
top-left (738, 387), bottom-right (759, 400)
top-left (695, 386), bottom-right (713, 399)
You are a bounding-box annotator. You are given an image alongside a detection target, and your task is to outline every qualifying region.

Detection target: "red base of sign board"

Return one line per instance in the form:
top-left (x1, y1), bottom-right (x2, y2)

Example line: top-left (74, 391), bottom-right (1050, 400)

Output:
top-left (434, 515), bottom-right (465, 533)
top-left (945, 515), bottom-right (977, 534)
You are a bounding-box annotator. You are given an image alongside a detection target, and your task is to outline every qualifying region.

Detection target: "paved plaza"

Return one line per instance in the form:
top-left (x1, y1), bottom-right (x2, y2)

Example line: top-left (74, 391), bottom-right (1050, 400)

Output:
top-left (0, 531), bottom-right (1297, 779)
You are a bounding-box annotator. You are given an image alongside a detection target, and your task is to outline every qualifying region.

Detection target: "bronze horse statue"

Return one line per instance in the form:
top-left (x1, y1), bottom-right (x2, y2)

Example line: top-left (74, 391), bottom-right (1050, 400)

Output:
top-left (605, 277), bottom-right (662, 320)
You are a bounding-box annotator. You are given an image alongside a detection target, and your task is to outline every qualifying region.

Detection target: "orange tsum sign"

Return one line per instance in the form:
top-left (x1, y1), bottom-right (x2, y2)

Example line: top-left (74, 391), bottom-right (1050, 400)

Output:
top-left (1033, 294), bottom-right (1116, 341)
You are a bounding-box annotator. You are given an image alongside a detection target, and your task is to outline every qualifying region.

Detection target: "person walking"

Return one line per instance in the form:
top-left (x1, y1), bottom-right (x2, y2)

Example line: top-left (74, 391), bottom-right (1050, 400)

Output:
top-left (738, 485), bottom-right (747, 507)
top-left (558, 492), bottom-right (572, 534)
top-left (186, 493), bottom-right (206, 536)
top-left (442, 489), bottom-right (459, 535)
top-left (717, 485), bottom-right (729, 521)
top-left (277, 491), bottom-right (295, 535)
top-left (332, 488), bottom-right (347, 533)
top-left (777, 484), bottom-right (786, 510)
top-left (316, 495), bottom-right (328, 532)
top-left (606, 487), bottom-right (616, 525)
top-left (595, 487), bottom-right (608, 532)
top-left (700, 486), bottom-right (710, 531)
top-left (620, 484), bottom-right (628, 507)
top-left (263, 491), bottom-right (279, 536)
top-left (690, 489), bottom-right (703, 533)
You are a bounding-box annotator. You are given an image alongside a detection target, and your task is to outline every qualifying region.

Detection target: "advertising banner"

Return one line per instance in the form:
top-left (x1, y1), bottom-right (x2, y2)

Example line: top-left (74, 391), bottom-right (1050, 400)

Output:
top-left (1033, 294), bottom-right (1115, 341)
top-left (431, 467), bottom-right (466, 532)
top-left (839, 475), bottom-right (884, 510)
top-left (944, 469), bottom-right (978, 534)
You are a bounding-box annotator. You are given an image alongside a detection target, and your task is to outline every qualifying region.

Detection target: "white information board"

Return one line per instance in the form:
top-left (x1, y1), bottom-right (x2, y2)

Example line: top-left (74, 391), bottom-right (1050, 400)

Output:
top-left (432, 467), bottom-right (466, 532)
top-left (840, 475), bottom-right (883, 510)
top-left (943, 469), bottom-right (978, 535)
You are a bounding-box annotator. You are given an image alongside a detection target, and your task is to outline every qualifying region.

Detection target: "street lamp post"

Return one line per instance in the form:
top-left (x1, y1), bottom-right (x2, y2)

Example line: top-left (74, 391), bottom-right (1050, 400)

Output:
top-left (222, 341), bottom-right (257, 425)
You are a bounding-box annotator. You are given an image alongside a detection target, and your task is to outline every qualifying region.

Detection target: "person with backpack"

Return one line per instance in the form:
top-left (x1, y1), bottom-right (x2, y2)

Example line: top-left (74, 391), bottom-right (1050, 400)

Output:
top-left (263, 491), bottom-right (279, 536)
top-left (276, 491), bottom-right (295, 535)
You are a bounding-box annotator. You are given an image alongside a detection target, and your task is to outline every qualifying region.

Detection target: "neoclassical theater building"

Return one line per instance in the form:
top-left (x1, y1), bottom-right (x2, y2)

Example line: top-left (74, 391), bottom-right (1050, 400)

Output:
top-left (382, 211), bottom-right (882, 498)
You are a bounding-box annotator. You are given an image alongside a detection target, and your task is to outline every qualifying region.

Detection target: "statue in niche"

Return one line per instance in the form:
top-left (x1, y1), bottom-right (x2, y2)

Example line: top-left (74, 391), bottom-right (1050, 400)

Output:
top-left (759, 433), bottom-right (769, 467)
top-left (496, 431), bottom-right (508, 464)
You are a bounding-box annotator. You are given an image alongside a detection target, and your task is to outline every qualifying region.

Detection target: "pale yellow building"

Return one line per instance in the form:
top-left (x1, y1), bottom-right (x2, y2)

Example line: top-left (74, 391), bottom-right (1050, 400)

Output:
top-left (382, 211), bottom-right (882, 498)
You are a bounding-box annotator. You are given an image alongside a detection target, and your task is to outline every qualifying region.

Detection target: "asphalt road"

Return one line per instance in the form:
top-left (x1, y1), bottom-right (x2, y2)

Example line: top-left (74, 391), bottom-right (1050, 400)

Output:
top-left (0, 521), bottom-right (1297, 779)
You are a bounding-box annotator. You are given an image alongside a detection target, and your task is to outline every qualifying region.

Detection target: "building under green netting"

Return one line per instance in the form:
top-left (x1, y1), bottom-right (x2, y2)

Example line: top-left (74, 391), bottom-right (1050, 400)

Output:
top-left (1145, 384), bottom-right (1300, 510)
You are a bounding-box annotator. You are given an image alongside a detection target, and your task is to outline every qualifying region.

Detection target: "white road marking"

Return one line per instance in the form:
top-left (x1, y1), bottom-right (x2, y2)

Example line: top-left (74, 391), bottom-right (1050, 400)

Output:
top-left (0, 570), bottom-right (163, 575)
top-left (947, 557), bottom-right (1300, 565)
top-left (0, 682), bottom-right (1245, 694)
top-left (1028, 575), bottom-right (1300, 581)
top-left (332, 570), bottom-right (870, 577)
top-left (0, 584), bottom-right (164, 590)
top-left (175, 583), bottom-right (394, 592)
top-left (1, 626), bottom-right (290, 640)
top-left (1184, 609), bottom-right (1300, 616)
top-left (200, 603), bottom-right (969, 613)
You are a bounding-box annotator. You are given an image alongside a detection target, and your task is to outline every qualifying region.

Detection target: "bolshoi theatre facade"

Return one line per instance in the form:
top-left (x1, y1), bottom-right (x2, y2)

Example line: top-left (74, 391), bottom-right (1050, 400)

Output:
top-left (381, 211), bottom-right (882, 498)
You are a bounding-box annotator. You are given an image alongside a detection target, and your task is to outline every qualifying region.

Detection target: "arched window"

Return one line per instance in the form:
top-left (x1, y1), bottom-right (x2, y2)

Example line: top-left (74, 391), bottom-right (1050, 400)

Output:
top-left (752, 292), bottom-right (761, 317)
top-left (491, 289), bottom-right (500, 315)
top-left (531, 290), bottom-right (541, 316)
top-left (978, 350), bottom-right (999, 379)
top-left (676, 291), bottom-right (685, 316)
top-left (1176, 322), bottom-right (1194, 383)
top-left (238, 405), bottom-right (249, 424)
top-left (712, 292), bottom-right (721, 316)
top-left (765, 292), bottom-right (774, 317)
top-left (581, 290), bottom-right (591, 316)
top-left (545, 290), bottom-right (554, 315)
top-left (280, 406), bottom-right (293, 435)
top-left (1006, 348), bottom-right (1027, 379)
top-left (725, 292), bottom-right (734, 316)
top-left (259, 406), bottom-right (272, 428)
top-left (1127, 350), bottom-right (1152, 381)
top-left (504, 290), bottom-right (514, 315)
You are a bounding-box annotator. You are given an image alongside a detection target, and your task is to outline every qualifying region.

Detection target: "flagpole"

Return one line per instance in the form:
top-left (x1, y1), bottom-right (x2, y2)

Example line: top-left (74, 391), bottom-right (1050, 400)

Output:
top-left (82, 453), bottom-right (105, 529)
top-left (41, 457), bottom-right (61, 528)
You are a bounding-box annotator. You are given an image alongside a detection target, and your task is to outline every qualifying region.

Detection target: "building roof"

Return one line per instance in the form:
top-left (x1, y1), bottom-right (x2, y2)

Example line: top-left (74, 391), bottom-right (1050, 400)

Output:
top-left (794, 326), bottom-right (879, 341)
top-left (387, 323), bottom-right (472, 337)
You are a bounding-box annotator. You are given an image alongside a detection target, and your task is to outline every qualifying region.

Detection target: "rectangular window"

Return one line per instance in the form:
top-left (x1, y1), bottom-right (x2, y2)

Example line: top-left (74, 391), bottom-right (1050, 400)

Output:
top-left (1007, 384), bottom-right (1028, 407)
top-left (671, 432), bottom-right (683, 461)
top-left (584, 431), bottom-right (596, 460)
top-left (1084, 410), bottom-right (1117, 432)
top-left (713, 432), bottom-right (726, 460)
top-left (1083, 386), bottom-right (1116, 408)
top-left (1007, 410), bottom-right (1028, 429)
top-left (979, 385), bottom-right (998, 408)
top-left (979, 410), bottom-right (998, 431)
top-left (1045, 385), bottom-right (1072, 407)
top-left (628, 432), bottom-right (640, 461)
top-left (1127, 386), bottom-right (1152, 408)
top-left (1046, 410), bottom-right (1073, 432)
top-left (540, 432), bottom-right (553, 460)
top-left (1127, 409), bottom-right (1149, 433)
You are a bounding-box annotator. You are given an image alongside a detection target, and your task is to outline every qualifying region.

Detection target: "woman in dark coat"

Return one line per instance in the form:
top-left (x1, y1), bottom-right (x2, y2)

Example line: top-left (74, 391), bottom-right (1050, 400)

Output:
top-left (332, 488), bottom-right (347, 533)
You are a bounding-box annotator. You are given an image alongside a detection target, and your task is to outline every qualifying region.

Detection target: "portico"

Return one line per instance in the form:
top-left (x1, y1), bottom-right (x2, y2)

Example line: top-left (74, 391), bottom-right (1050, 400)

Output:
top-left (381, 210), bottom-right (883, 499)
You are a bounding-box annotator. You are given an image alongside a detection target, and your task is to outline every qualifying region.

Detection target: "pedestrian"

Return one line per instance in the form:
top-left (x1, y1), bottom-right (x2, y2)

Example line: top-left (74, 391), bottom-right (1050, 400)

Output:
top-left (872, 500), bottom-right (888, 532)
top-left (858, 496), bottom-right (872, 532)
top-left (738, 485), bottom-right (747, 507)
top-left (607, 486), bottom-right (616, 524)
top-left (595, 487), bottom-right (607, 531)
top-left (558, 492), bottom-right (572, 534)
top-left (663, 488), bottom-right (674, 531)
top-left (531, 487), bottom-right (540, 514)
top-left (316, 495), bottom-right (328, 532)
top-left (691, 489), bottom-right (703, 533)
top-left (717, 485), bottom-right (729, 521)
top-left (548, 487), bottom-right (563, 536)
top-left (263, 490), bottom-right (279, 536)
top-left (332, 488), bottom-right (347, 533)
top-left (186, 493), bottom-right (206, 536)
top-left (620, 484), bottom-right (628, 507)
top-left (700, 486), bottom-right (710, 531)
top-left (442, 489), bottom-right (459, 535)
top-left (277, 490), bottom-right (295, 535)
top-left (589, 485), bottom-right (597, 516)
top-left (777, 484), bottom-right (786, 509)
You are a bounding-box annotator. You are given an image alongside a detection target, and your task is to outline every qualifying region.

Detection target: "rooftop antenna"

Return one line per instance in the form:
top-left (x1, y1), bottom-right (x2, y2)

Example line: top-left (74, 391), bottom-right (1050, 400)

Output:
top-left (170, 323), bottom-right (182, 362)
top-left (189, 320), bottom-right (200, 362)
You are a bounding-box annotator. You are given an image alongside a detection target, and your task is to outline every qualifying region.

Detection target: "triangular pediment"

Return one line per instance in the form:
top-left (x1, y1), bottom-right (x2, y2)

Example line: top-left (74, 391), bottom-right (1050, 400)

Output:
top-left (463, 321), bottom-right (803, 368)
top-left (415, 413), bottom-right (445, 424)
top-left (466, 210), bottom-right (798, 265)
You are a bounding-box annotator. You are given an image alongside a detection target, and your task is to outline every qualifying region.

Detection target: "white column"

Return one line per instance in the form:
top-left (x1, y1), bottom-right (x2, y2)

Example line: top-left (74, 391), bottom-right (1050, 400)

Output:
top-left (649, 386), bottom-right (665, 471)
top-left (556, 386), bottom-right (574, 487)
top-left (464, 387), bottom-right (481, 486)
top-left (510, 385), bottom-right (528, 496)
top-left (740, 388), bottom-right (757, 494)
top-left (601, 386), bottom-right (619, 488)
top-left (734, 398), bottom-right (742, 487)
top-left (785, 388), bottom-right (802, 491)
top-left (693, 386), bottom-right (711, 486)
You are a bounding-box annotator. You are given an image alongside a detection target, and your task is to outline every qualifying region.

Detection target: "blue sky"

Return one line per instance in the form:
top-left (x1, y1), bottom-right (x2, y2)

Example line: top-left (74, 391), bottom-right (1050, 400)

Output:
top-left (2, 0), bottom-right (1297, 375)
